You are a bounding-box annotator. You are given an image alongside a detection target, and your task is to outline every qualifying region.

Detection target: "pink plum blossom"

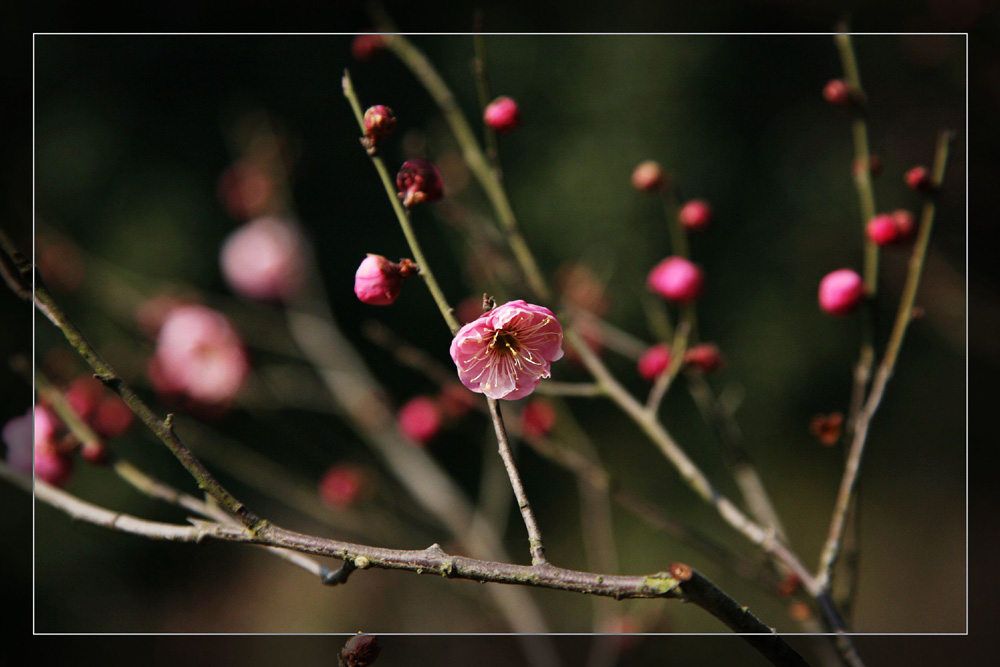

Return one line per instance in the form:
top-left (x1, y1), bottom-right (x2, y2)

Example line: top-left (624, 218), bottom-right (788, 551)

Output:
top-left (449, 300), bottom-right (564, 401)
top-left (4, 406), bottom-right (73, 486)
top-left (678, 199), bottom-right (713, 231)
top-left (865, 214), bottom-right (899, 246)
top-left (521, 398), bottom-right (557, 438)
top-left (319, 464), bottom-right (369, 508)
top-left (148, 305), bottom-right (249, 406)
top-left (220, 217), bottom-right (306, 302)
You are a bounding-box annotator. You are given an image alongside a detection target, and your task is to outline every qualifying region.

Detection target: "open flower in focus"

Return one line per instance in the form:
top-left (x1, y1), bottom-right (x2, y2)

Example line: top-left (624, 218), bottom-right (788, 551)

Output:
top-left (450, 300), bottom-right (564, 401)
top-left (220, 217), bottom-right (306, 302)
top-left (148, 305), bottom-right (249, 407)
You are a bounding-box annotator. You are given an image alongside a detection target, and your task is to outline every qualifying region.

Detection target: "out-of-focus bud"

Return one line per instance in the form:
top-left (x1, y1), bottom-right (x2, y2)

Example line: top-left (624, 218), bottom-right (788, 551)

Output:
top-left (631, 160), bottom-right (668, 193)
top-left (822, 78), bottom-right (852, 106)
top-left (904, 165), bottom-right (934, 192)
top-left (866, 214), bottom-right (900, 246)
top-left (483, 96), bottom-right (520, 134)
top-left (319, 464), bottom-right (370, 509)
top-left (683, 343), bottom-right (725, 374)
top-left (91, 396), bottom-right (133, 439)
top-left (647, 256), bottom-right (704, 304)
top-left (351, 36), bottom-right (385, 62)
top-left (678, 199), bottom-right (713, 232)
top-left (637, 344), bottom-right (671, 381)
top-left (818, 269), bottom-right (864, 316)
top-left (216, 161), bottom-right (275, 221)
top-left (397, 396), bottom-right (441, 446)
top-left (520, 398), bottom-right (557, 438)
top-left (809, 412), bottom-right (844, 446)
top-left (891, 209), bottom-right (916, 241)
top-left (397, 158), bottom-right (443, 208)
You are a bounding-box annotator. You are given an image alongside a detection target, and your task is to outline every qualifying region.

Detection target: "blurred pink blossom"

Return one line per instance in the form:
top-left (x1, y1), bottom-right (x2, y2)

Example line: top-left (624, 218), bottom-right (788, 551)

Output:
top-left (637, 344), bottom-right (671, 381)
top-left (220, 217), bottom-right (306, 302)
top-left (449, 300), bottom-right (564, 401)
top-left (2, 409), bottom-right (35, 474)
top-left (148, 305), bottom-right (249, 406)
top-left (647, 256), bottom-right (704, 304)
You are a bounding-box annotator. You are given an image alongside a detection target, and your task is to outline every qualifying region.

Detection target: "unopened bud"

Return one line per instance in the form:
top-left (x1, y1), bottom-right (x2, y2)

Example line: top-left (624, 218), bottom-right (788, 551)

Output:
top-left (822, 79), bottom-right (853, 106)
top-left (818, 269), bottom-right (864, 316)
top-left (904, 165), bottom-right (934, 192)
top-left (683, 343), bottom-right (724, 373)
top-left (354, 255), bottom-right (404, 306)
top-left (678, 199), bottom-right (713, 231)
top-left (483, 96), bottom-right (520, 134)
top-left (631, 160), bottom-right (667, 193)
top-left (362, 105), bottom-right (396, 154)
top-left (339, 633), bottom-right (381, 667)
top-left (647, 256), bottom-right (704, 304)
top-left (397, 158), bottom-right (443, 208)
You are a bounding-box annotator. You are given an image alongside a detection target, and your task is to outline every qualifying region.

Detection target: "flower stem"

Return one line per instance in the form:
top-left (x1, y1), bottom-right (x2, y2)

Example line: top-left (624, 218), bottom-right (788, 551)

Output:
top-left (341, 69), bottom-right (461, 335)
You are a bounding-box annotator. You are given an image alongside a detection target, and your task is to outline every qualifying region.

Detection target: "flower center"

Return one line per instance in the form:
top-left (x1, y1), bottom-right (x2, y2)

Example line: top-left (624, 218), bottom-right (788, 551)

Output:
top-left (491, 328), bottom-right (520, 356)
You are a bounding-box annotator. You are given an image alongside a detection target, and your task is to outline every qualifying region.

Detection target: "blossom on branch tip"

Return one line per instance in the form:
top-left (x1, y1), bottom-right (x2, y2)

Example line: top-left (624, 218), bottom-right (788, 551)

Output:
top-left (354, 255), bottom-right (417, 306)
top-left (397, 158), bottom-right (443, 208)
top-left (818, 269), bottom-right (864, 316)
top-left (484, 96), bottom-right (520, 134)
top-left (647, 256), bottom-right (704, 303)
top-left (449, 300), bottom-right (564, 401)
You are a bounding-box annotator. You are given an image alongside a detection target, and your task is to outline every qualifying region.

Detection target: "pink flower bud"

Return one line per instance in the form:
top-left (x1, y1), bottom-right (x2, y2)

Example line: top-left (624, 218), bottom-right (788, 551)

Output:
top-left (34, 404), bottom-right (61, 448)
top-left (397, 158), bottom-right (443, 208)
top-left (866, 214), bottom-right (900, 246)
top-left (521, 399), bottom-right (557, 438)
top-left (354, 254), bottom-right (405, 305)
top-left (350, 35), bottom-right (385, 61)
top-left (220, 217), bottom-right (306, 302)
top-left (35, 444), bottom-right (74, 488)
top-left (904, 165), bottom-right (933, 192)
top-left (647, 256), bottom-right (704, 303)
top-left (678, 199), bottom-right (713, 231)
top-left (822, 79), bottom-right (852, 106)
top-left (684, 343), bottom-right (725, 374)
top-left (818, 269), bottom-right (865, 316)
top-left (362, 105), bottom-right (397, 152)
top-left (92, 396), bottom-right (133, 439)
top-left (483, 96), bottom-right (520, 134)
top-left (892, 209), bottom-right (916, 240)
top-left (397, 396), bottom-right (442, 445)
top-left (319, 464), bottom-right (369, 508)
top-left (631, 160), bottom-right (667, 193)
top-left (637, 344), bottom-right (671, 381)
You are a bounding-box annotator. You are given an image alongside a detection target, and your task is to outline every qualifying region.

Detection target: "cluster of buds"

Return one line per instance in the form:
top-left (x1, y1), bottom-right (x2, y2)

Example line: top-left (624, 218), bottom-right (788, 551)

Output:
top-left (637, 342), bottom-right (725, 381)
top-left (866, 210), bottom-right (917, 246)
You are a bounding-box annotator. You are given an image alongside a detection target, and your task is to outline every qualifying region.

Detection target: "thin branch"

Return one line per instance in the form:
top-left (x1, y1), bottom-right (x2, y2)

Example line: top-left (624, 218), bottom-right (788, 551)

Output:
top-left (488, 398), bottom-right (548, 565)
top-left (817, 129), bottom-right (955, 590)
top-left (379, 33), bottom-right (551, 303)
top-left (0, 228), bottom-right (265, 533)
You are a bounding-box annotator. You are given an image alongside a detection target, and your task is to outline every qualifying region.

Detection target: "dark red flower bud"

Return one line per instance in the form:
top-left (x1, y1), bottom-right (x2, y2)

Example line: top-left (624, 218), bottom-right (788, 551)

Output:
top-left (362, 105), bottom-right (396, 154)
top-left (822, 79), bottom-right (852, 106)
top-left (339, 634), bottom-right (381, 667)
top-left (396, 158), bottom-right (443, 208)
top-left (351, 35), bottom-right (385, 62)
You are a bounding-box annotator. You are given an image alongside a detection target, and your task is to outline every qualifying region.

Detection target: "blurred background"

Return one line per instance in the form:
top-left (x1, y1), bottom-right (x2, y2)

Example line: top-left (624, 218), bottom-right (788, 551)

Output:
top-left (1, 5), bottom-right (987, 665)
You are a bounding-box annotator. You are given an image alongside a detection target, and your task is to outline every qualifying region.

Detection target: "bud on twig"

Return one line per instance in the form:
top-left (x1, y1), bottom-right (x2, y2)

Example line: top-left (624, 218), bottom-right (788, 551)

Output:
top-left (338, 633), bottom-right (381, 667)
